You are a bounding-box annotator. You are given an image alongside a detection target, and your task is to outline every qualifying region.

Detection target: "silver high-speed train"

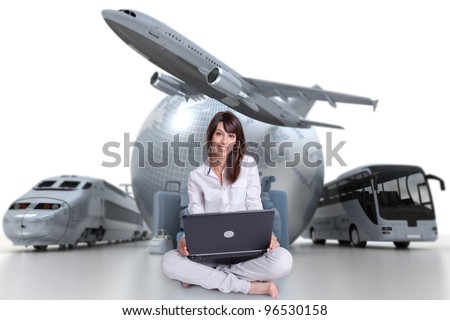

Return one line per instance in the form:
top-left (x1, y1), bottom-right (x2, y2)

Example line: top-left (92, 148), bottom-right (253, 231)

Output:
top-left (3, 175), bottom-right (149, 250)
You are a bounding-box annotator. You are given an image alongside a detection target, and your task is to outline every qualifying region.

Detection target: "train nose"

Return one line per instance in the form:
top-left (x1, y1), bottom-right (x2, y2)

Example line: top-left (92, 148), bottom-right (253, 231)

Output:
top-left (3, 209), bottom-right (27, 239)
top-left (3, 200), bottom-right (66, 241)
top-left (3, 209), bottom-right (56, 240)
top-left (21, 211), bottom-right (56, 239)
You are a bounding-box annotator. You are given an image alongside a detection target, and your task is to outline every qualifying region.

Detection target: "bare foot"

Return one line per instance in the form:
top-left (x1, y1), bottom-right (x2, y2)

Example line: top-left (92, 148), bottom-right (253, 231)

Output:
top-left (181, 282), bottom-right (191, 288)
top-left (248, 281), bottom-right (278, 299)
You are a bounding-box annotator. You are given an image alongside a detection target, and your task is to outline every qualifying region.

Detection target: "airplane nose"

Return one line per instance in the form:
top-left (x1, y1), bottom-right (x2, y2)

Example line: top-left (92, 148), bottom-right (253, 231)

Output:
top-left (101, 9), bottom-right (115, 19)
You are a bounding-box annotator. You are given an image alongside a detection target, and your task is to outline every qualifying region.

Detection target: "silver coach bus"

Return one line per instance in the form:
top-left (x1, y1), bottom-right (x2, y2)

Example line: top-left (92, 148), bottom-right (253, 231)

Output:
top-left (303, 165), bottom-right (445, 248)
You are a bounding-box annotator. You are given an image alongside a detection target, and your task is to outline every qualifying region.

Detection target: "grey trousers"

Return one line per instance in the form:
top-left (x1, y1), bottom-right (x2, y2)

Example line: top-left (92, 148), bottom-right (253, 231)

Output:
top-left (161, 247), bottom-right (293, 294)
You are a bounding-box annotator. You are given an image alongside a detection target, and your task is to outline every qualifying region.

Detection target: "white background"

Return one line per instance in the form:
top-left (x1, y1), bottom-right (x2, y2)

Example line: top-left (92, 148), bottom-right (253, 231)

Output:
top-left (0, 0), bottom-right (448, 236)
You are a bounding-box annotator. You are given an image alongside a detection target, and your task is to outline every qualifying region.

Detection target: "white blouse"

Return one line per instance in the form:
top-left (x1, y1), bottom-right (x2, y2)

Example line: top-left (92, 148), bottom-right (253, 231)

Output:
top-left (187, 155), bottom-right (263, 214)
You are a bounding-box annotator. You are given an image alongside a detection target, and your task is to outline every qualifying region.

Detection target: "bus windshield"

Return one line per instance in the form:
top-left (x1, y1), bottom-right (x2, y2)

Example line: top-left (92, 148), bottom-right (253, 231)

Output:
top-left (375, 168), bottom-right (435, 225)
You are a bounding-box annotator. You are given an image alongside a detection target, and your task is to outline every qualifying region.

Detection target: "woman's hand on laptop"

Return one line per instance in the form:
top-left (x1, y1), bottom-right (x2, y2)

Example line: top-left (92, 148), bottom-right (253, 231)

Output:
top-left (178, 238), bottom-right (189, 256)
top-left (267, 234), bottom-right (280, 252)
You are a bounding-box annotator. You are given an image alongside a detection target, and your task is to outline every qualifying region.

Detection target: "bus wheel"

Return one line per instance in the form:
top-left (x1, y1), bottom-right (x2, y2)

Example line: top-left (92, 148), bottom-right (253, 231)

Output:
top-left (311, 229), bottom-right (326, 245)
top-left (87, 241), bottom-right (96, 247)
top-left (68, 243), bottom-right (78, 250)
top-left (350, 227), bottom-right (367, 248)
top-left (394, 241), bottom-right (410, 249)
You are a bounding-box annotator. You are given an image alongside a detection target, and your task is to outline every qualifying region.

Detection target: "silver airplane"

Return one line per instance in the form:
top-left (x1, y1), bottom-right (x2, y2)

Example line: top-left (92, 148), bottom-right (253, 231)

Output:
top-left (102, 9), bottom-right (378, 129)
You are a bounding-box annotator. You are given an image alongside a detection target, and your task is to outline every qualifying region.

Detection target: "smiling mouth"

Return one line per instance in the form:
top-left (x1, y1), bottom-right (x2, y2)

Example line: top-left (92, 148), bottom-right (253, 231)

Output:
top-left (209, 143), bottom-right (231, 155)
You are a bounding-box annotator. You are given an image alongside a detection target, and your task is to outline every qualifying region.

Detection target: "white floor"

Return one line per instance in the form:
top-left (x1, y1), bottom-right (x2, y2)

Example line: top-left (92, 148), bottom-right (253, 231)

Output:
top-left (1, 233), bottom-right (449, 300)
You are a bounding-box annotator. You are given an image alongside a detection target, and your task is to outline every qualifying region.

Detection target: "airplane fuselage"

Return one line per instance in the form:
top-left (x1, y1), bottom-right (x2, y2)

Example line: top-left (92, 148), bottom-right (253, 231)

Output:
top-left (103, 10), bottom-right (290, 126)
top-left (103, 9), bottom-right (377, 129)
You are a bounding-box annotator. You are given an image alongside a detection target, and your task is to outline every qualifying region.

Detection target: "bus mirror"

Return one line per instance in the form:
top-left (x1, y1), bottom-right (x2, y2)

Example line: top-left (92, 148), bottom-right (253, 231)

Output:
top-left (426, 174), bottom-right (446, 191)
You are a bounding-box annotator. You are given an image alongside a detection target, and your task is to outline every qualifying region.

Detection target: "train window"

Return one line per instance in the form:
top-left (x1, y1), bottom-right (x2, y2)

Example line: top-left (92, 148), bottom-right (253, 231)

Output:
top-left (37, 180), bottom-right (56, 188)
top-left (59, 181), bottom-right (80, 189)
top-left (83, 182), bottom-right (92, 189)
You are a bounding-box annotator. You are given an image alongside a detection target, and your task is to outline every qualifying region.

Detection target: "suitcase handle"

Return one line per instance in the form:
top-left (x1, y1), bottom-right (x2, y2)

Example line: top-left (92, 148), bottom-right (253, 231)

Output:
top-left (165, 180), bottom-right (181, 192)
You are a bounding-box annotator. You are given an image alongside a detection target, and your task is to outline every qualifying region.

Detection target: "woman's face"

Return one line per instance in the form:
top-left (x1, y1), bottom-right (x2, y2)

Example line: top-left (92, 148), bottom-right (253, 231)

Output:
top-left (210, 122), bottom-right (237, 159)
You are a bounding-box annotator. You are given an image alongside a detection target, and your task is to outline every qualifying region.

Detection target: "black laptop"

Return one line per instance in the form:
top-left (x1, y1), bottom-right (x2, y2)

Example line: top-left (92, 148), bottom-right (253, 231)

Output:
top-left (182, 209), bottom-right (275, 262)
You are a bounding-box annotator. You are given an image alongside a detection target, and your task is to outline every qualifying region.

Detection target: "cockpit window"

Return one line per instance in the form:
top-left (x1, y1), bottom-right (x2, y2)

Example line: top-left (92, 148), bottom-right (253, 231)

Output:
top-left (59, 181), bottom-right (80, 189)
top-left (119, 9), bottom-right (136, 18)
top-left (37, 180), bottom-right (56, 188)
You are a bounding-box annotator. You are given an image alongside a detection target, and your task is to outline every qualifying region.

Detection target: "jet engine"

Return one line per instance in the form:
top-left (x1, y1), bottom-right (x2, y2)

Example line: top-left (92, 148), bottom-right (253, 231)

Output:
top-left (150, 72), bottom-right (185, 97)
top-left (206, 67), bottom-right (249, 99)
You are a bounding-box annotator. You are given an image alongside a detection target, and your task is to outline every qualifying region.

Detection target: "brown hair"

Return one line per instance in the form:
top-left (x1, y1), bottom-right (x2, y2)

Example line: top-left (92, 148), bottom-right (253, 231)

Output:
top-left (206, 111), bottom-right (246, 184)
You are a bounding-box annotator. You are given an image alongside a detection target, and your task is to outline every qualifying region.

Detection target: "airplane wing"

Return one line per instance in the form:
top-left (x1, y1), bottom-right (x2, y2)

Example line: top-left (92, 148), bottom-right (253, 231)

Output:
top-left (178, 81), bottom-right (205, 102)
top-left (243, 77), bottom-right (378, 111)
top-left (296, 118), bottom-right (344, 129)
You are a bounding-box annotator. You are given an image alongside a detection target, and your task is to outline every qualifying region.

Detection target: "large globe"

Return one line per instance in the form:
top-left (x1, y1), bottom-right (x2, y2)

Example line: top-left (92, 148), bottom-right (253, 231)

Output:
top-left (130, 95), bottom-right (324, 243)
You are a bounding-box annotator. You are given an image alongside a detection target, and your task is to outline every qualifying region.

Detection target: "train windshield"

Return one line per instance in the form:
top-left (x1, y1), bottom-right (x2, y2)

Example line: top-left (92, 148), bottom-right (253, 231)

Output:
top-left (33, 180), bottom-right (81, 190)
top-left (37, 180), bottom-right (57, 188)
top-left (59, 181), bottom-right (80, 189)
